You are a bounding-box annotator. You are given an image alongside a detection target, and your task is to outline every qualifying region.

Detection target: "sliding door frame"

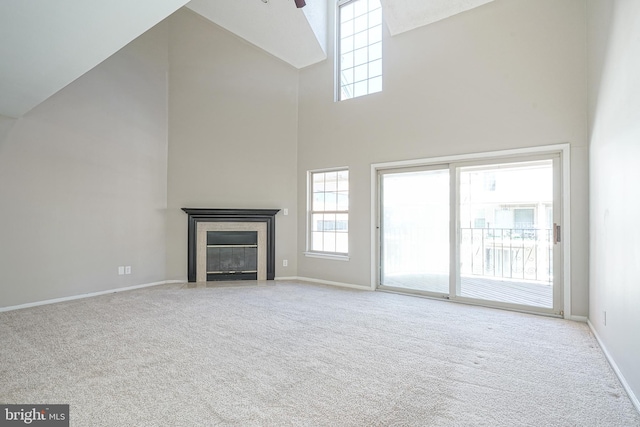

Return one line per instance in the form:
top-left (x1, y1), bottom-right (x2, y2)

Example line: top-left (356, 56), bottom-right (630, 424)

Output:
top-left (371, 144), bottom-right (571, 318)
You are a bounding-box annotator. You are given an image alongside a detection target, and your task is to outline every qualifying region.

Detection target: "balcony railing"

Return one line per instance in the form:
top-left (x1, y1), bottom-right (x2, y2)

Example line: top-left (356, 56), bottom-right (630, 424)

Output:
top-left (460, 227), bottom-right (553, 283)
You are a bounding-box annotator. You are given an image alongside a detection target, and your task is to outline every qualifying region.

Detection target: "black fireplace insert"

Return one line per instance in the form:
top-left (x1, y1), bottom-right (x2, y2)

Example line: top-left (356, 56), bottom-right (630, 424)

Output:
top-left (182, 208), bottom-right (280, 282)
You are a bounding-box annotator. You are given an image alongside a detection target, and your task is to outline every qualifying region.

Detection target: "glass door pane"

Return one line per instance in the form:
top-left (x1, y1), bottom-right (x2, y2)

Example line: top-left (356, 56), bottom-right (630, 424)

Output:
top-left (380, 168), bottom-right (449, 294)
top-left (458, 160), bottom-right (554, 308)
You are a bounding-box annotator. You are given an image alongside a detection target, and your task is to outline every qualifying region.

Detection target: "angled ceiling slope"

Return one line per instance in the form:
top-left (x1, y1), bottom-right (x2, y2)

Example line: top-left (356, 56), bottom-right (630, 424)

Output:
top-left (383, 0), bottom-right (494, 36)
top-left (0, 0), bottom-right (190, 118)
top-left (0, 0), bottom-right (494, 118)
top-left (187, 0), bottom-right (327, 70)
top-left (188, 0), bottom-right (495, 68)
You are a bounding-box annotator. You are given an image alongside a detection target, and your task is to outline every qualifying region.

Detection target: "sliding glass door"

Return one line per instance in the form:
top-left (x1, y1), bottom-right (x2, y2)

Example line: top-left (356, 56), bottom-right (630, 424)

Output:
top-left (379, 167), bottom-right (449, 294)
top-left (378, 154), bottom-right (563, 315)
top-left (457, 159), bottom-right (558, 309)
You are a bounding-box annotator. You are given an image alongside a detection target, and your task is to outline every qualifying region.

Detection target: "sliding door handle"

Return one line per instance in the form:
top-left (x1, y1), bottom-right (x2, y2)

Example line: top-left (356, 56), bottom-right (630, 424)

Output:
top-left (553, 223), bottom-right (561, 244)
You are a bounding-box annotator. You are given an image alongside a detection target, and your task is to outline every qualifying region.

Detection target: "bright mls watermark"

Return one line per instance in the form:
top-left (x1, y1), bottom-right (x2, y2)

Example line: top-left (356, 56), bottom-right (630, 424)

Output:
top-left (0, 405), bottom-right (68, 426)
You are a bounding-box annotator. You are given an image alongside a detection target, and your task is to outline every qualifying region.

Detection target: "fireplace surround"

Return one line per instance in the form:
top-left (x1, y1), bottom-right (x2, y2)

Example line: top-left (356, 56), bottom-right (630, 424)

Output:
top-left (182, 208), bottom-right (280, 282)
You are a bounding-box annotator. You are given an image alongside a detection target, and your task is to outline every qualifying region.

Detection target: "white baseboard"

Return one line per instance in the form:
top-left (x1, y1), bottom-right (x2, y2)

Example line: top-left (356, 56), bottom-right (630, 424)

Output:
top-left (570, 315), bottom-right (588, 322)
top-left (294, 276), bottom-right (372, 291)
top-left (0, 280), bottom-right (184, 313)
top-left (587, 319), bottom-right (640, 413)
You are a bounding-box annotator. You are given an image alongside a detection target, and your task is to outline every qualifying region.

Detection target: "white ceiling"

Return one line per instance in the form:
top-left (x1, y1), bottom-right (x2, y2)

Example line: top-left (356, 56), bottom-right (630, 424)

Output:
top-left (0, 0), bottom-right (494, 119)
top-left (187, 0), bottom-right (328, 70)
top-left (383, 0), bottom-right (494, 36)
top-left (0, 0), bottom-right (191, 118)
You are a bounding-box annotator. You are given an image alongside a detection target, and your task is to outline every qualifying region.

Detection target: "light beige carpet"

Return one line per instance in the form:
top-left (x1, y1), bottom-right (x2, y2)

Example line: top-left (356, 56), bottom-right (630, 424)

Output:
top-left (1, 280), bottom-right (639, 426)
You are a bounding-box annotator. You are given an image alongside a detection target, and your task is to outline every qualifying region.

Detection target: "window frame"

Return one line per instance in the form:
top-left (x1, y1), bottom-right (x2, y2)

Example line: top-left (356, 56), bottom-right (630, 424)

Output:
top-left (335, 0), bottom-right (383, 102)
top-left (305, 167), bottom-right (350, 260)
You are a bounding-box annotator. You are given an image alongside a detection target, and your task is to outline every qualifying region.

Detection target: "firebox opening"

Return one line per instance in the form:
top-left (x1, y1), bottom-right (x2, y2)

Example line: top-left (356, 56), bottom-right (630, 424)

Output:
top-left (206, 231), bottom-right (258, 281)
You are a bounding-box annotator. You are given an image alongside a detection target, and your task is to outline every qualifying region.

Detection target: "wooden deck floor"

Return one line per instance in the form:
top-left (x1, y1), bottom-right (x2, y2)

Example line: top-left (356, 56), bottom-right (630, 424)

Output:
top-left (382, 274), bottom-right (553, 308)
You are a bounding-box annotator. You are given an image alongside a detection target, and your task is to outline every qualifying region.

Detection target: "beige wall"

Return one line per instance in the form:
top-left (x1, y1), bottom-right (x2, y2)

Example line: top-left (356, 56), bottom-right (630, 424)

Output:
top-left (0, 22), bottom-right (169, 308)
top-left (588, 0), bottom-right (640, 404)
top-left (0, 115), bottom-right (16, 142)
top-left (2, 0), bottom-right (637, 404)
top-left (165, 10), bottom-right (299, 281)
top-left (2, 2), bottom-right (595, 321)
top-left (297, 0), bottom-right (589, 316)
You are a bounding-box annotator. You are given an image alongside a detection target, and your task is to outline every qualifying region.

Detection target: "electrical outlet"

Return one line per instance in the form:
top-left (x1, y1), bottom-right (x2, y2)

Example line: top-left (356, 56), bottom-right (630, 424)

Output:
top-left (283, 259), bottom-right (288, 267)
top-left (125, 266), bottom-right (132, 275)
top-left (283, 208), bottom-right (289, 216)
top-left (118, 266), bottom-right (125, 275)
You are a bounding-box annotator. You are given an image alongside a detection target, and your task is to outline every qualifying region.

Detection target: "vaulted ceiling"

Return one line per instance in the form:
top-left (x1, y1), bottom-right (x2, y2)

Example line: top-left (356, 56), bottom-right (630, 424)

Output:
top-left (0, 0), bottom-right (493, 118)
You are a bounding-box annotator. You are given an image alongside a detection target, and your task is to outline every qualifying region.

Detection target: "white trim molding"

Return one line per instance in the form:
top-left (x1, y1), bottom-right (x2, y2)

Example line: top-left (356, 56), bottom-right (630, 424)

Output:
top-left (294, 276), bottom-right (372, 291)
top-left (0, 280), bottom-right (184, 313)
top-left (588, 320), bottom-right (640, 413)
top-left (303, 252), bottom-right (350, 261)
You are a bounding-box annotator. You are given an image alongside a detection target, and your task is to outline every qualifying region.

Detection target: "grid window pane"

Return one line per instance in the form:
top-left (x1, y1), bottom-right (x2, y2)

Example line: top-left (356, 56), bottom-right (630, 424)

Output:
top-left (338, 0), bottom-right (382, 100)
top-left (312, 214), bottom-right (324, 232)
top-left (369, 42), bottom-right (382, 61)
top-left (354, 30), bottom-right (368, 50)
top-left (313, 173), bottom-right (325, 191)
top-left (369, 59), bottom-right (382, 78)
top-left (338, 170), bottom-right (349, 190)
top-left (309, 170), bottom-right (349, 254)
top-left (342, 51), bottom-right (354, 69)
top-left (369, 25), bottom-right (382, 44)
top-left (337, 192), bottom-right (349, 211)
top-left (354, 64), bottom-right (368, 83)
top-left (341, 3), bottom-right (354, 22)
top-left (354, 47), bottom-right (368, 67)
top-left (325, 172), bottom-right (338, 191)
top-left (336, 233), bottom-right (348, 253)
top-left (341, 35), bottom-right (354, 54)
top-left (354, 0), bottom-right (368, 17)
top-left (323, 214), bottom-right (337, 231)
top-left (337, 213), bottom-right (349, 229)
top-left (341, 20), bottom-right (354, 38)
top-left (325, 192), bottom-right (338, 211)
top-left (354, 15), bottom-right (368, 34)
top-left (369, 76), bottom-right (382, 93)
top-left (354, 80), bottom-right (368, 97)
top-left (312, 232), bottom-right (324, 251)
top-left (369, 7), bottom-right (382, 26)
top-left (341, 85), bottom-right (354, 99)
top-left (323, 232), bottom-right (337, 252)
top-left (341, 67), bottom-right (354, 85)
top-left (313, 192), bottom-right (325, 211)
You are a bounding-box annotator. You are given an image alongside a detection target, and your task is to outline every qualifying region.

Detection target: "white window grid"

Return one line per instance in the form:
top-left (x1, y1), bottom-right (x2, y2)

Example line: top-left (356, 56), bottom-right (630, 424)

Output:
top-left (309, 169), bottom-right (349, 254)
top-left (337, 0), bottom-right (383, 100)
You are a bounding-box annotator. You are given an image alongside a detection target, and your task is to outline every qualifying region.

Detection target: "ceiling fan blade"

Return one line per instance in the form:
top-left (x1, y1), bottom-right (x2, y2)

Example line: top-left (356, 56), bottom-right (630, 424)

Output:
top-left (294, 0), bottom-right (306, 8)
